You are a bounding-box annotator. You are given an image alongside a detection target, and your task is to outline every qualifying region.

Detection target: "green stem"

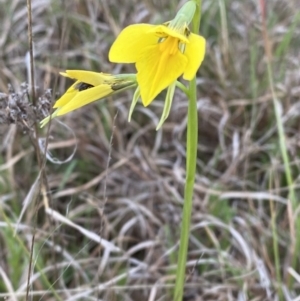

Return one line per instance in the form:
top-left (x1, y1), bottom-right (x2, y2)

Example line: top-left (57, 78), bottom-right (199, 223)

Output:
top-left (269, 172), bottom-right (283, 299)
top-left (268, 63), bottom-right (299, 288)
top-left (174, 1), bottom-right (201, 300)
top-left (263, 22), bottom-right (299, 288)
top-left (173, 75), bottom-right (198, 301)
top-left (175, 81), bottom-right (189, 98)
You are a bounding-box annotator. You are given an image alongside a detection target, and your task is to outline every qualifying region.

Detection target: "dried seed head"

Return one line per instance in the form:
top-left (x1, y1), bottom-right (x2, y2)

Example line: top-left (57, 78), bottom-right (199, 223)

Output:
top-left (0, 83), bottom-right (53, 130)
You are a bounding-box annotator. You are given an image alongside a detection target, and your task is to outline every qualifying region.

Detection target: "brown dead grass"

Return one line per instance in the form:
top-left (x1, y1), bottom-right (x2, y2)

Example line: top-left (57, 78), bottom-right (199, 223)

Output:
top-left (0, 0), bottom-right (300, 300)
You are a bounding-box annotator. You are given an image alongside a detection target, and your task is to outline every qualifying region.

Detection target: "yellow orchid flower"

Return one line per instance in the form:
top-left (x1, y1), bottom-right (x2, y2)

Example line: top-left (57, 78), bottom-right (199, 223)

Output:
top-left (109, 1), bottom-right (206, 107)
top-left (40, 70), bottom-right (136, 128)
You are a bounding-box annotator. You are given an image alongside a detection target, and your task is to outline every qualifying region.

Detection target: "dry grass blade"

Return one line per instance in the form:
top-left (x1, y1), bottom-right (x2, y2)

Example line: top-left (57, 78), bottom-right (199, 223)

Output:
top-left (45, 207), bottom-right (121, 253)
top-left (0, 266), bottom-right (18, 301)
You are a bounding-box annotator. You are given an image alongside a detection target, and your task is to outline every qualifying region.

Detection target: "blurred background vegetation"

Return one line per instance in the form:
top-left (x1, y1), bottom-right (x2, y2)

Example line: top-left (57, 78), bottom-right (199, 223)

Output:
top-left (0, 0), bottom-right (300, 300)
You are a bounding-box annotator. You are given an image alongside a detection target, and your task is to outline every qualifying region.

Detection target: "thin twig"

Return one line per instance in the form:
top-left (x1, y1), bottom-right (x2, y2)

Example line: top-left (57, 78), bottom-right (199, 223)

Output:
top-left (27, 0), bottom-right (35, 104)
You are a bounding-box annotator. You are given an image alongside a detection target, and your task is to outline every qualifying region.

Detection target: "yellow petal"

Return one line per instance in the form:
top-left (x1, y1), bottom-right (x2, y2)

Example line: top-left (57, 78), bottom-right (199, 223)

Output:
top-left (63, 70), bottom-right (114, 86)
top-left (136, 40), bottom-right (187, 106)
top-left (109, 24), bottom-right (158, 63)
top-left (53, 81), bottom-right (80, 108)
top-left (60, 72), bottom-right (69, 78)
top-left (56, 84), bottom-right (112, 116)
top-left (182, 34), bottom-right (206, 80)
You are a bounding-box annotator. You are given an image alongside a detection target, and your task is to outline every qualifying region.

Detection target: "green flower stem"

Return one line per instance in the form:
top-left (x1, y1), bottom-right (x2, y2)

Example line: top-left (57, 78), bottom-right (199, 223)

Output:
top-left (174, 1), bottom-right (201, 300)
top-left (173, 76), bottom-right (198, 301)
